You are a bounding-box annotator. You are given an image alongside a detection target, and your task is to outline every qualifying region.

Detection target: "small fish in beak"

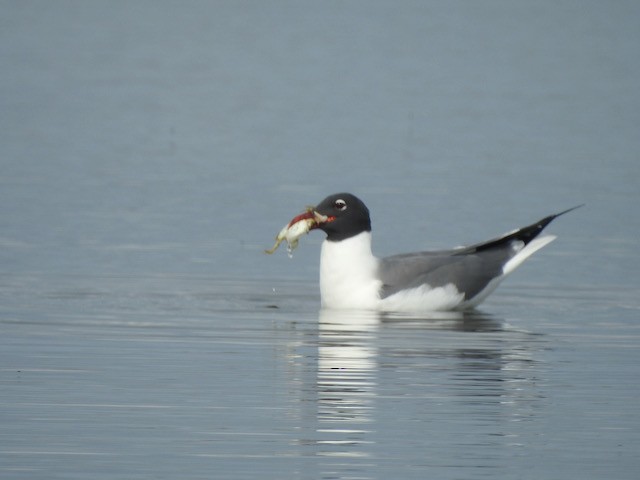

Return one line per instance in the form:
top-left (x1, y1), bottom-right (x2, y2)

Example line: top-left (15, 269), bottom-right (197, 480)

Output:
top-left (265, 209), bottom-right (331, 257)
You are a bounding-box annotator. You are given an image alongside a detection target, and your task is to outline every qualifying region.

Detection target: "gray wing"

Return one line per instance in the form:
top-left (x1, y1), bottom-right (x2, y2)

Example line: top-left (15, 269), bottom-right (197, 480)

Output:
top-left (378, 205), bottom-right (582, 300)
top-left (378, 247), bottom-right (510, 300)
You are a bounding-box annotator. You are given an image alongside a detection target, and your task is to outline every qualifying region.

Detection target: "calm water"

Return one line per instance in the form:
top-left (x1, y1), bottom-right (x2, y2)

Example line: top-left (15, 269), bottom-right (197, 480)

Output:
top-left (2, 2), bottom-right (639, 479)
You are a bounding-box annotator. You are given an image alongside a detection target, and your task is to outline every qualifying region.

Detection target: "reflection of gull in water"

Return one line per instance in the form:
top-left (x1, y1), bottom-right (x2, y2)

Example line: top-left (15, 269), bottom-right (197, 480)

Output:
top-left (313, 308), bottom-right (515, 458)
top-left (288, 307), bottom-right (546, 476)
top-left (380, 309), bottom-right (505, 332)
top-left (315, 309), bottom-right (379, 458)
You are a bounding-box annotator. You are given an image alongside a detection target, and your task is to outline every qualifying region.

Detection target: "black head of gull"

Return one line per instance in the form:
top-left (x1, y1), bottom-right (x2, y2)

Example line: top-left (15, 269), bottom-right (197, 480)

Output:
top-left (312, 193), bottom-right (372, 241)
top-left (299, 193), bottom-right (581, 312)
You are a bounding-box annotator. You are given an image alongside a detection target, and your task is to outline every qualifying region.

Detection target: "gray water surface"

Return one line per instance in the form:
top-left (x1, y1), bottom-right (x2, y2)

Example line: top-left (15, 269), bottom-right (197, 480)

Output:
top-left (2, 275), bottom-right (638, 479)
top-left (2, 1), bottom-right (639, 479)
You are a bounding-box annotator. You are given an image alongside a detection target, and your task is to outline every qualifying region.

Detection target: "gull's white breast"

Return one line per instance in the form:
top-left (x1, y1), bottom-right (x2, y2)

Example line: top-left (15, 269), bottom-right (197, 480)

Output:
top-left (319, 232), bottom-right (382, 310)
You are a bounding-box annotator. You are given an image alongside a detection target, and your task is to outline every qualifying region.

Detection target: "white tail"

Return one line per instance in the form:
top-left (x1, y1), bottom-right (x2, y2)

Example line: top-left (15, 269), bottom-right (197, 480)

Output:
top-left (502, 235), bottom-right (557, 275)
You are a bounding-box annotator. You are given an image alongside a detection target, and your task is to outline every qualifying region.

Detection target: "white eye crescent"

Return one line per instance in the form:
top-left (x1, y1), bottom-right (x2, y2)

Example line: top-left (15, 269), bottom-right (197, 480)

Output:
top-left (334, 199), bottom-right (347, 211)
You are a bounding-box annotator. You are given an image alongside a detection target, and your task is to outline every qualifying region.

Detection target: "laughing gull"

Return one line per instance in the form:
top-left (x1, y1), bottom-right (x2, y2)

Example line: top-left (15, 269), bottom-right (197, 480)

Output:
top-left (296, 193), bottom-right (580, 311)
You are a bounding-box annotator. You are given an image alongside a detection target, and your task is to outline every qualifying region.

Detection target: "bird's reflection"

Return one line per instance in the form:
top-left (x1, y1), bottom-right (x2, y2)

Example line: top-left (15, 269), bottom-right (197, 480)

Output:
top-left (288, 307), bottom-right (546, 475)
top-left (314, 309), bottom-right (379, 457)
top-left (380, 309), bottom-right (504, 332)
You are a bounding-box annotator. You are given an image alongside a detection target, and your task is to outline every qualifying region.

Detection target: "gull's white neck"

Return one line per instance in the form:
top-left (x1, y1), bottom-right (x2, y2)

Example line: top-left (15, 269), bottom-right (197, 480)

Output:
top-left (319, 231), bottom-right (382, 310)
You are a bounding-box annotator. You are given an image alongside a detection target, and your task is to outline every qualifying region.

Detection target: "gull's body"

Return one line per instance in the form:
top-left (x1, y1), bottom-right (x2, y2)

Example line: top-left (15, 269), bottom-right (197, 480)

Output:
top-left (284, 193), bottom-right (578, 312)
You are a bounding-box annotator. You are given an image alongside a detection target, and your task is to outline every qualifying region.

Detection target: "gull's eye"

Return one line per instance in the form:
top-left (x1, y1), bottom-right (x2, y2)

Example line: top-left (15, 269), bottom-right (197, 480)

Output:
top-left (334, 199), bottom-right (347, 211)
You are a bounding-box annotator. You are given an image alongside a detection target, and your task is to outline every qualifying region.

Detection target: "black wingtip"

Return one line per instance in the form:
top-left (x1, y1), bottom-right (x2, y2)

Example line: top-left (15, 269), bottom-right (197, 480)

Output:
top-left (537, 204), bottom-right (585, 233)
top-left (463, 204), bottom-right (584, 254)
top-left (520, 204), bottom-right (584, 245)
top-left (553, 204), bottom-right (585, 219)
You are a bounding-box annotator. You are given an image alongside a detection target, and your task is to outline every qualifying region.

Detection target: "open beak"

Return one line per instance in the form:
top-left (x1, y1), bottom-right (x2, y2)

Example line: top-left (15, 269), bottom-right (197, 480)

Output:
top-left (287, 208), bottom-right (334, 229)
